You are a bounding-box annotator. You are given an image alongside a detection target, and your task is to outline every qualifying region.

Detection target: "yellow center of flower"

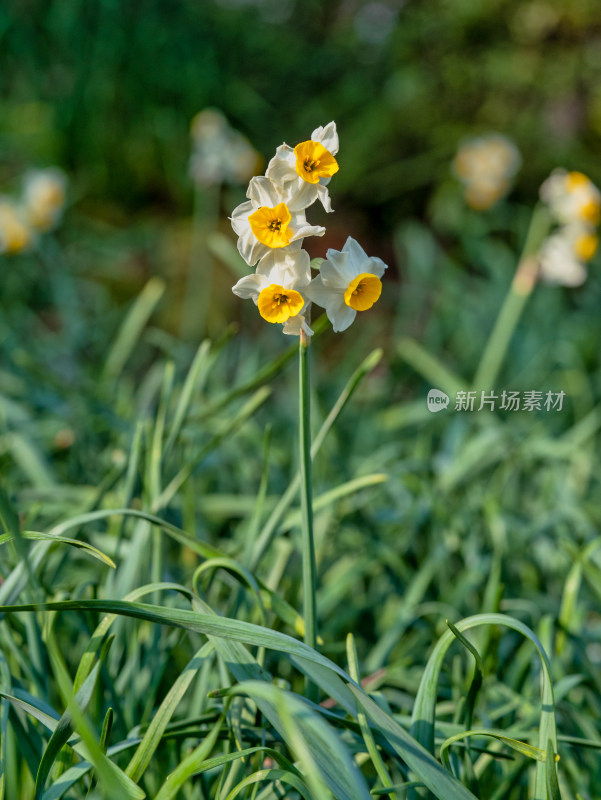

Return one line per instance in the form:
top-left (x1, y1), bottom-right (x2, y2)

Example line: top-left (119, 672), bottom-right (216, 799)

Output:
top-left (574, 232), bottom-right (598, 261)
top-left (343, 273), bottom-right (382, 311)
top-left (257, 284), bottom-right (304, 323)
top-left (579, 198), bottom-right (600, 225)
top-left (566, 171), bottom-right (590, 191)
top-left (294, 140), bottom-right (339, 185)
top-left (0, 206), bottom-right (32, 255)
top-left (248, 203), bottom-right (292, 248)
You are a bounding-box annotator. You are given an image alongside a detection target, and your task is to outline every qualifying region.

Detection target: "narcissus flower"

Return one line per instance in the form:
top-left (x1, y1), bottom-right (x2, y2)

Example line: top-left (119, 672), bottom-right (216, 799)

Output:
top-left (305, 237), bottom-right (387, 332)
top-left (540, 169), bottom-right (601, 226)
top-left (232, 249), bottom-right (313, 335)
top-left (0, 199), bottom-right (34, 255)
top-left (231, 121), bottom-right (385, 337)
top-left (266, 122), bottom-right (339, 212)
top-left (231, 176), bottom-right (325, 266)
top-left (22, 168), bottom-right (67, 232)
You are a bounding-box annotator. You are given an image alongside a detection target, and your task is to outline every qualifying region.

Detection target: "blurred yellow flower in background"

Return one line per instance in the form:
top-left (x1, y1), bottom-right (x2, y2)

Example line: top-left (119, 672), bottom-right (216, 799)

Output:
top-left (453, 133), bottom-right (521, 210)
top-left (0, 199), bottom-right (34, 255)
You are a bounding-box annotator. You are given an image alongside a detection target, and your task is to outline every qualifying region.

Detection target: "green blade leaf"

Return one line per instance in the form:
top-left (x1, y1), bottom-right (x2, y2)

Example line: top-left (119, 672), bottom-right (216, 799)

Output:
top-left (410, 613), bottom-right (558, 800)
top-left (347, 685), bottom-right (478, 800)
top-left (0, 531), bottom-right (115, 568)
top-left (222, 681), bottom-right (371, 800)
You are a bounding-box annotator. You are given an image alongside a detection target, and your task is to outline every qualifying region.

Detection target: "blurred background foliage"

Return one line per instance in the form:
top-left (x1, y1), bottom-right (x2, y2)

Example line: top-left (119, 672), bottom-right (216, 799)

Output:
top-left (3, 0), bottom-right (601, 223)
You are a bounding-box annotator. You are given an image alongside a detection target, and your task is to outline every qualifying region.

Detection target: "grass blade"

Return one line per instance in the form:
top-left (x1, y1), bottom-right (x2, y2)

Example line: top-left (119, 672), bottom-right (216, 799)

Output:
top-left (409, 613), bottom-right (558, 800)
top-left (103, 277), bottom-right (165, 382)
top-left (0, 531), bottom-right (115, 568)
top-left (347, 685), bottom-right (478, 800)
top-left (221, 681), bottom-right (371, 800)
top-left (125, 642), bottom-right (213, 783)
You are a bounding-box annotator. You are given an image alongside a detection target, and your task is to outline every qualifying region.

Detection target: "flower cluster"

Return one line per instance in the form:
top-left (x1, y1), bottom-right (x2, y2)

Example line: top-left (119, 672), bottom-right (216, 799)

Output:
top-left (231, 122), bottom-right (387, 334)
top-left (453, 133), bottom-right (521, 210)
top-left (538, 169), bottom-right (600, 286)
top-left (189, 109), bottom-right (261, 188)
top-left (0, 168), bottom-right (67, 256)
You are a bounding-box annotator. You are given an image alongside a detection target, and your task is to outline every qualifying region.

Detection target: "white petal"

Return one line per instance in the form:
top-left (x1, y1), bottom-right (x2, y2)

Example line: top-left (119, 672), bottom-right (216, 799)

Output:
top-left (289, 217), bottom-right (326, 243)
top-left (311, 121), bottom-right (339, 155)
top-left (305, 274), bottom-right (337, 308)
top-left (327, 296), bottom-right (356, 332)
top-left (341, 236), bottom-right (369, 268)
top-left (364, 256), bottom-right (387, 279)
top-left (287, 249), bottom-right (312, 287)
top-left (302, 318), bottom-right (314, 336)
top-left (341, 236), bottom-right (388, 278)
top-left (266, 145), bottom-right (297, 185)
top-left (232, 272), bottom-right (266, 302)
top-left (237, 227), bottom-right (268, 266)
top-left (283, 313), bottom-right (314, 337)
top-left (320, 249), bottom-right (355, 289)
top-left (316, 183), bottom-right (333, 213)
top-left (256, 248), bottom-right (311, 288)
top-left (247, 176), bottom-right (281, 208)
top-left (230, 201), bottom-right (253, 235)
top-left (255, 250), bottom-right (282, 280)
top-left (285, 179), bottom-right (319, 211)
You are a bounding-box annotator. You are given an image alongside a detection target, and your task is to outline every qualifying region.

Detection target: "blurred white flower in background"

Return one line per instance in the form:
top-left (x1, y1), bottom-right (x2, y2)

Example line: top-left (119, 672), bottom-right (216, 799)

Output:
top-left (22, 168), bottom-right (67, 232)
top-left (189, 108), bottom-right (260, 187)
top-left (453, 133), bottom-right (521, 210)
top-left (538, 233), bottom-right (588, 287)
top-left (353, 2), bottom-right (400, 45)
top-left (539, 169), bottom-right (600, 226)
top-left (537, 169), bottom-right (599, 286)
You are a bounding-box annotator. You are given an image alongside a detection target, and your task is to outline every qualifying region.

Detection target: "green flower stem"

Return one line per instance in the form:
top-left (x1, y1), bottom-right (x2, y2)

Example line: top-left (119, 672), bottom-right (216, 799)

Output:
top-left (299, 330), bottom-right (318, 695)
top-left (180, 184), bottom-right (219, 340)
top-left (473, 204), bottom-right (552, 390)
top-left (472, 275), bottom-right (533, 391)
